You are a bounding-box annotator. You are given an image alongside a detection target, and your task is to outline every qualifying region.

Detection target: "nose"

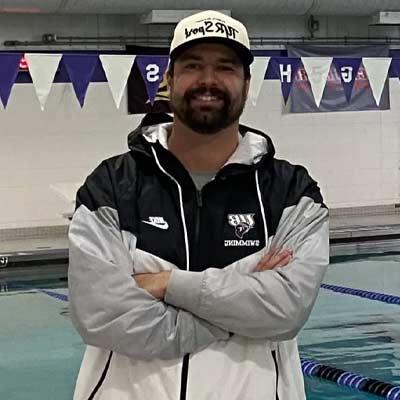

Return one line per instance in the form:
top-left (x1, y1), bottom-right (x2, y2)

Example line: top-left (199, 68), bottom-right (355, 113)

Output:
top-left (197, 65), bottom-right (218, 87)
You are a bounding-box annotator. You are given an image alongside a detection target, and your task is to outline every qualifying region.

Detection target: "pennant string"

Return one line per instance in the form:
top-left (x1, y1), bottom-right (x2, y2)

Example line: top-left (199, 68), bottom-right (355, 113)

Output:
top-left (0, 54), bottom-right (396, 109)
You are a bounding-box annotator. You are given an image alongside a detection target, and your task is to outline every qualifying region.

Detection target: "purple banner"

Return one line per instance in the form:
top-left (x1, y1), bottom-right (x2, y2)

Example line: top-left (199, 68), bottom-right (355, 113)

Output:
top-left (127, 61), bottom-right (171, 114)
top-left (62, 54), bottom-right (99, 107)
top-left (0, 53), bottom-right (22, 107)
top-left (332, 58), bottom-right (362, 102)
top-left (391, 58), bottom-right (400, 79)
top-left (288, 45), bottom-right (390, 113)
top-left (136, 56), bottom-right (169, 105)
top-left (269, 57), bottom-right (301, 104)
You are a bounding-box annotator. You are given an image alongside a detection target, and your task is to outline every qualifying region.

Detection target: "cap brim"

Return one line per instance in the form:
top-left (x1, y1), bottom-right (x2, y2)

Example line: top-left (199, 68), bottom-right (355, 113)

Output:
top-left (170, 37), bottom-right (254, 66)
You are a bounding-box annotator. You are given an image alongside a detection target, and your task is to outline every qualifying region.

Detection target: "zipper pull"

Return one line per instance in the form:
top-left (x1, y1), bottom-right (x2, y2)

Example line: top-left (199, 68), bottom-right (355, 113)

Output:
top-left (196, 190), bottom-right (203, 207)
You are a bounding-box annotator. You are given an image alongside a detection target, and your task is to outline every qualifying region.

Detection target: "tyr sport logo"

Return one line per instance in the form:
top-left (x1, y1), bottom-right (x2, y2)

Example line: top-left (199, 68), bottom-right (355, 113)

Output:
top-left (184, 19), bottom-right (239, 41)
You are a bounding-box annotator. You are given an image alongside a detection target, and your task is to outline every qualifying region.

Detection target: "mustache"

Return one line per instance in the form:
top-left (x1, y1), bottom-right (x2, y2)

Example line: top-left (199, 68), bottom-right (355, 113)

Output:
top-left (183, 87), bottom-right (229, 103)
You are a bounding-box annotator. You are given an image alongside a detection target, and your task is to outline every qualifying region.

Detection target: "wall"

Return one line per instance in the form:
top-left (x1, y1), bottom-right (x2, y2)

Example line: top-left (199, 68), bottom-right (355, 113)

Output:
top-left (0, 83), bottom-right (142, 229)
top-left (242, 79), bottom-right (400, 208)
top-left (0, 13), bottom-right (399, 228)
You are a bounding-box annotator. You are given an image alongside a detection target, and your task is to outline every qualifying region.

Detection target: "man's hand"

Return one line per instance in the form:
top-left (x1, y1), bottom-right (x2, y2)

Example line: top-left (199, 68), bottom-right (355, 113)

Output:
top-left (134, 271), bottom-right (171, 300)
top-left (254, 248), bottom-right (293, 272)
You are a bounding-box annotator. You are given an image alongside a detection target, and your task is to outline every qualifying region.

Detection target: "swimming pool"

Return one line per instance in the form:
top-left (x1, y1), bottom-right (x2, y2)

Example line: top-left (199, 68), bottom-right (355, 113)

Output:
top-left (1, 253), bottom-right (399, 399)
top-left (300, 253), bottom-right (400, 399)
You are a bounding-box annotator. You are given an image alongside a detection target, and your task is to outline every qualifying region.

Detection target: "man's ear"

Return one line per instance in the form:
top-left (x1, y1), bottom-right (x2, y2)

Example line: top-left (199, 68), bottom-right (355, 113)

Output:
top-left (167, 69), bottom-right (173, 91)
top-left (244, 76), bottom-right (251, 99)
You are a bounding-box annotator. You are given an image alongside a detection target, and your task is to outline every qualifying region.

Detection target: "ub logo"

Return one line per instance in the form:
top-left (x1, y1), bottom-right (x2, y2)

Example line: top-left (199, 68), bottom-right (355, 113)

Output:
top-left (228, 214), bottom-right (255, 239)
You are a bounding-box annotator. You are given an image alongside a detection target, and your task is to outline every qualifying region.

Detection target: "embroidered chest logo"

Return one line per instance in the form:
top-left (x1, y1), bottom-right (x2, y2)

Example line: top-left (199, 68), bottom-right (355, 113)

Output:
top-left (142, 216), bottom-right (169, 230)
top-left (228, 214), bottom-right (255, 239)
top-left (225, 214), bottom-right (259, 247)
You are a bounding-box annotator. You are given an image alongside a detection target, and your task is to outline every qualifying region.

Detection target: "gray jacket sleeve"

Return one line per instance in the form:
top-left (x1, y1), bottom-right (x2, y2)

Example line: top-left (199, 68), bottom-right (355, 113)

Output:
top-left (164, 196), bottom-right (329, 341)
top-left (68, 184), bottom-right (229, 361)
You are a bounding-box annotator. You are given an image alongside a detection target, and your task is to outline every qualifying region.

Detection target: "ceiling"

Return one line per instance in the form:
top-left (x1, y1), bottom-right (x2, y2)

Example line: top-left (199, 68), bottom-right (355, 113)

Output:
top-left (1, 0), bottom-right (400, 17)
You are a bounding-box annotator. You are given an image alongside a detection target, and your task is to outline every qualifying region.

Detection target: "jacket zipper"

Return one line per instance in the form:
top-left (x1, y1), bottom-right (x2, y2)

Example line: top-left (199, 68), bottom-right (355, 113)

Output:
top-left (180, 354), bottom-right (190, 400)
top-left (195, 190), bottom-right (203, 249)
top-left (271, 350), bottom-right (280, 400)
top-left (179, 190), bottom-right (203, 400)
top-left (150, 147), bottom-right (192, 400)
top-left (87, 351), bottom-right (113, 400)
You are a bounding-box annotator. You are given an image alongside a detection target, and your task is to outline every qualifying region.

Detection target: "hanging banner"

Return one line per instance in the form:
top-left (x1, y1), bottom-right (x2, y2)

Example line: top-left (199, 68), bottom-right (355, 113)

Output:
top-left (288, 45), bottom-right (390, 113)
top-left (248, 57), bottom-right (270, 106)
top-left (0, 53), bottom-right (22, 108)
top-left (127, 62), bottom-right (170, 114)
top-left (99, 54), bottom-right (136, 109)
top-left (362, 57), bottom-right (392, 106)
top-left (136, 56), bottom-right (169, 105)
top-left (333, 58), bottom-right (361, 103)
top-left (301, 57), bottom-right (332, 108)
top-left (332, 58), bottom-right (362, 103)
top-left (3, 49), bottom-right (396, 112)
top-left (269, 57), bottom-right (301, 104)
top-left (391, 57), bottom-right (400, 77)
top-left (25, 53), bottom-right (62, 110)
top-left (62, 54), bottom-right (99, 107)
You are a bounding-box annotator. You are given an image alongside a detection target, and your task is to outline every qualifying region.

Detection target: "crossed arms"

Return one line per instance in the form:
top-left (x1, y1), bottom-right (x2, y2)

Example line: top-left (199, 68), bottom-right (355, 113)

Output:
top-left (68, 197), bottom-right (328, 361)
top-left (134, 249), bottom-right (293, 299)
top-left (68, 160), bottom-right (328, 361)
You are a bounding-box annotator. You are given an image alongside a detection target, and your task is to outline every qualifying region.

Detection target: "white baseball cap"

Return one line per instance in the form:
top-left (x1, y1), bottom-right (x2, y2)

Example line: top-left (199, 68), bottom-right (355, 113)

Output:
top-left (169, 10), bottom-right (254, 65)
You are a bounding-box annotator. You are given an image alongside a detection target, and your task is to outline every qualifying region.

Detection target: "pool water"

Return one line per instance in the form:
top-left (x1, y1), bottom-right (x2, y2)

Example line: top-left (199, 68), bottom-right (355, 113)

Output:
top-left (0, 288), bottom-right (82, 400)
top-left (299, 253), bottom-right (400, 399)
top-left (1, 253), bottom-right (399, 399)
top-left (304, 377), bottom-right (380, 400)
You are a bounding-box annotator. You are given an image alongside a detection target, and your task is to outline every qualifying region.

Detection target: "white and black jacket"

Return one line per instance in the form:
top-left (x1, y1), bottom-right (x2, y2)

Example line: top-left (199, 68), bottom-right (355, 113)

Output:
top-left (68, 113), bottom-right (329, 400)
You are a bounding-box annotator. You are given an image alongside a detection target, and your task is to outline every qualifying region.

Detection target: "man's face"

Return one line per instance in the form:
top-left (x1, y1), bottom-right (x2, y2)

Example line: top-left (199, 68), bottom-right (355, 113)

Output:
top-left (168, 42), bottom-right (250, 135)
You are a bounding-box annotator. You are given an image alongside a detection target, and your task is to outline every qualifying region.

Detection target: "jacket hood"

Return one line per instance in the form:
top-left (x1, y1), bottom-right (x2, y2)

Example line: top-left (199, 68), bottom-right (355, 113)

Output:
top-left (127, 113), bottom-right (275, 166)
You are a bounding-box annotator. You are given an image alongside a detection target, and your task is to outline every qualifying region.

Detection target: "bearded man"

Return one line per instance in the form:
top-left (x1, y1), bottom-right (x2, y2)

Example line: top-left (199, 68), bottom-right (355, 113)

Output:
top-left (68, 10), bottom-right (329, 400)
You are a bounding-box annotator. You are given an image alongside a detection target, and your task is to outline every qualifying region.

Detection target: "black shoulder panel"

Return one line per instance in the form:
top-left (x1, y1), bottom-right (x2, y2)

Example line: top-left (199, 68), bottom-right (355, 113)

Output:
top-left (258, 158), bottom-right (327, 237)
top-left (282, 161), bottom-right (325, 208)
top-left (75, 153), bottom-right (133, 212)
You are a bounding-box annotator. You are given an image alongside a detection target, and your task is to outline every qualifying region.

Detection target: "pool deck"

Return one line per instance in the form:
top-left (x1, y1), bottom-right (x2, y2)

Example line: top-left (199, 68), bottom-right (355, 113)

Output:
top-left (2, 211), bottom-right (400, 261)
top-left (330, 213), bottom-right (400, 238)
top-left (329, 213), bottom-right (400, 256)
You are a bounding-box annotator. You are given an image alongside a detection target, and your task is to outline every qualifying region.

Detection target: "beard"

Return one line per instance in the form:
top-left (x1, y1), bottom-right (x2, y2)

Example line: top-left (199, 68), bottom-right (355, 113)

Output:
top-left (169, 85), bottom-right (247, 135)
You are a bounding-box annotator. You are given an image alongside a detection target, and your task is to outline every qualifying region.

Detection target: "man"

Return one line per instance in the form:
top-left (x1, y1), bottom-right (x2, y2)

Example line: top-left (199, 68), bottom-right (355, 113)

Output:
top-left (68, 10), bottom-right (329, 400)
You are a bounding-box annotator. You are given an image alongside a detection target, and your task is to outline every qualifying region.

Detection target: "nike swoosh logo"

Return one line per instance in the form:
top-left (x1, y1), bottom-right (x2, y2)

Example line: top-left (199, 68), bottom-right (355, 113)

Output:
top-left (142, 220), bottom-right (169, 230)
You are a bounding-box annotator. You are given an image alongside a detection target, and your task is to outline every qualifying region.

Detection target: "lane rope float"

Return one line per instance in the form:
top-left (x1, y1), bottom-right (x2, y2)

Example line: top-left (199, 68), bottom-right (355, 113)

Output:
top-left (321, 284), bottom-right (400, 305)
top-left (301, 358), bottom-right (400, 399)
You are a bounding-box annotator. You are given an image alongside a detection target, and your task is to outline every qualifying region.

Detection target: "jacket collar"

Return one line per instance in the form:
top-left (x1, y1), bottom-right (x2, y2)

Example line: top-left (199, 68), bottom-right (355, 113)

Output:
top-left (128, 113), bottom-right (275, 168)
